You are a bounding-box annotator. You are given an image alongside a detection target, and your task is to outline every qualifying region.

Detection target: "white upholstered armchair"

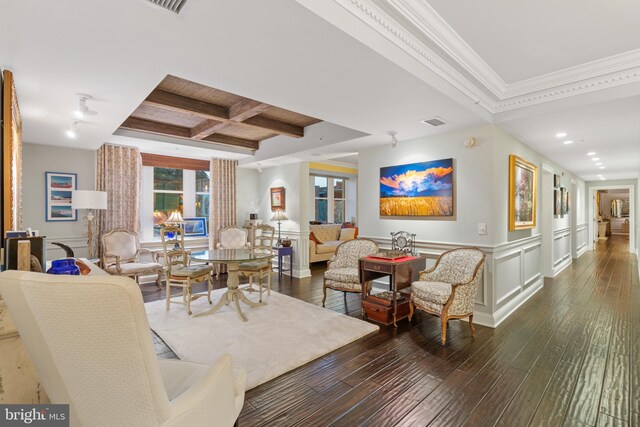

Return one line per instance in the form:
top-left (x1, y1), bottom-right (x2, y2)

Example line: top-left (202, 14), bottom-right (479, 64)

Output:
top-left (0, 271), bottom-right (246, 427)
top-left (101, 229), bottom-right (163, 286)
top-left (216, 226), bottom-right (250, 278)
top-left (322, 238), bottom-right (378, 307)
top-left (408, 248), bottom-right (485, 345)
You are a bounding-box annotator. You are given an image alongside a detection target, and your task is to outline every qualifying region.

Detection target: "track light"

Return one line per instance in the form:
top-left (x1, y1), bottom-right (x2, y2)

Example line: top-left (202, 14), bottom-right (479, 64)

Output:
top-left (389, 131), bottom-right (398, 148)
top-left (73, 94), bottom-right (97, 119)
top-left (65, 121), bottom-right (78, 139)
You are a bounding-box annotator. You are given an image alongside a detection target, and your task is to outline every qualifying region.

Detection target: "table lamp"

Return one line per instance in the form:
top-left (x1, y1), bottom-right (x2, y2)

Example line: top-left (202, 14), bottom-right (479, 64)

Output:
top-left (271, 209), bottom-right (288, 246)
top-left (72, 190), bottom-right (108, 259)
top-left (164, 211), bottom-right (184, 247)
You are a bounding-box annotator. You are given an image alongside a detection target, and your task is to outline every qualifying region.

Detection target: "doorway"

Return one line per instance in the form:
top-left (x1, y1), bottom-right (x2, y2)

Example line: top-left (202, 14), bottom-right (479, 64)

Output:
top-left (588, 185), bottom-right (635, 252)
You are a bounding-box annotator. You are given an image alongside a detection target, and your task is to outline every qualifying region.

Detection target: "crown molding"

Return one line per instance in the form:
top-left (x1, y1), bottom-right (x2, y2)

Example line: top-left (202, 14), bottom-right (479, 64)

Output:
top-left (334, 0), bottom-right (640, 114)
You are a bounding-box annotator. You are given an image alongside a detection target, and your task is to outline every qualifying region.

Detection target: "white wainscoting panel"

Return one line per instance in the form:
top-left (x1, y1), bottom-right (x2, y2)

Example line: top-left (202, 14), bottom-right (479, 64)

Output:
top-left (575, 223), bottom-right (588, 258)
top-left (553, 227), bottom-right (572, 276)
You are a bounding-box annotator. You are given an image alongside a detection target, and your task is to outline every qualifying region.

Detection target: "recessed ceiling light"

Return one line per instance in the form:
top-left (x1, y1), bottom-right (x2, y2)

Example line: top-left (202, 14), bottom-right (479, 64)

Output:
top-left (599, 176), bottom-right (605, 180)
top-left (599, 166), bottom-right (605, 169)
top-left (556, 132), bottom-right (567, 138)
top-left (563, 140), bottom-right (574, 145)
top-left (595, 162), bottom-right (603, 166)
top-left (592, 157), bottom-right (600, 161)
top-left (587, 152), bottom-right (596, 156)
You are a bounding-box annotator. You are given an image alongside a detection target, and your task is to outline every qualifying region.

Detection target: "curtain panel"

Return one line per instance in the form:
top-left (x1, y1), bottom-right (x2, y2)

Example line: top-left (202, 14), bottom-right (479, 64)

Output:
top-left (96, 144), bottom-right (142, 257)
top-left (209, 159), bottom-right (237, 272)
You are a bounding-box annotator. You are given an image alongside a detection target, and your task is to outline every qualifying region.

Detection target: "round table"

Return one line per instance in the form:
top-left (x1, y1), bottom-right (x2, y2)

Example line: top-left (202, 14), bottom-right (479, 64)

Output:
top-left (190, 249), bottom-right (273, 321)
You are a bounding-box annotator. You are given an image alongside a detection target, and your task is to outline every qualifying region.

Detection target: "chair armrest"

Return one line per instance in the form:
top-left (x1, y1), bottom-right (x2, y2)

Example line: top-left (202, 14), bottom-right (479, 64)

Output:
top-left (327, 255), bottom-right (336, 269)
top-left (102, 253), bottom-right (122, 273)
top-left (309, 239), bottom-right (317, 254)
top-left (136, 248), bottom-right (155, 263)
top-left (165, 355), bottom-right (243, 427)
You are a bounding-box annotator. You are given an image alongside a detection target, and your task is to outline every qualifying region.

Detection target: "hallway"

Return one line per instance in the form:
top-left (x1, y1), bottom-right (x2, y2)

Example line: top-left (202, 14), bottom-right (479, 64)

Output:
top-left (146, 235), bottom-right (639, 426)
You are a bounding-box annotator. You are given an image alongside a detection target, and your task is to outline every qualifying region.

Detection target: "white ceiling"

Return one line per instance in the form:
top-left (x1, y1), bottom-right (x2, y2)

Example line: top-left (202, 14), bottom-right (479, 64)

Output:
top-left (1, 0), bottom-right (639, 181)
top-left (426, 0), bottom-right (640, 83)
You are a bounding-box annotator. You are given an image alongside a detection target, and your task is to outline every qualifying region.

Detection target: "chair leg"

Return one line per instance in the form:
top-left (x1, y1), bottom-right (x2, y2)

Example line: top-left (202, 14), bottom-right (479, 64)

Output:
top-left (155, 271), bottom-right (162, 287)
top-left (186, 280), bottom-right (193, 315)
top-left (165, 281), bottom-right (171, 312)
top-left (441, 317), bottom-right (448, 345)
top-left (258, 274), bottom-right (263, 303)
top-left (215, 264), bottom-right (220, 279)
top-left (267, 268), bottom-right (272, 296)
top-left (343, 292), bottom-right (347, 305)
top-left (469, 314), bottom-right (475, 337)
top-left (207, 274), bottom-right (213, 305)
top-left (322, 283), bottom-right (327, 307)
top-left (408, 300), bottom-right (414, 322)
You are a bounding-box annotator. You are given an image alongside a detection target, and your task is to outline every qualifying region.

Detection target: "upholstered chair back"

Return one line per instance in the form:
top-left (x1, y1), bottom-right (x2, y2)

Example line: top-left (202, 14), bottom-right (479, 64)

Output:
top-left (102, 229), bottom-right (138, 264)
top-left (0, 272), bottom-right (172, 426)
top-left (330, 238), bottom-right (378, 269)
top-left (218, 226), bottom-right (248, 249)
top-left (422, 248), bottom-right (485, 284)
top-left (310, 224), bottom-right (341, 242)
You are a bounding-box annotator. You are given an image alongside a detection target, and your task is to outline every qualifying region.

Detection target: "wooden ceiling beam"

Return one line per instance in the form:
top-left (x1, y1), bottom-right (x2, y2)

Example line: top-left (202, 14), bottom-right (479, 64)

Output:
top-left (229, 99), bottom-right (269, 122)
top-left (145, 90), bottom-right (229, 120)
top-left (143, 89), bottom-right (304, 138)
top-left (190, 119), bottom-right (227, 139)
top-left (121, 117), bottom-right (191, 139)
top-left (243, 116), bottom-right (304, 138)
top-left (120, 117), bottom-right (259, 151)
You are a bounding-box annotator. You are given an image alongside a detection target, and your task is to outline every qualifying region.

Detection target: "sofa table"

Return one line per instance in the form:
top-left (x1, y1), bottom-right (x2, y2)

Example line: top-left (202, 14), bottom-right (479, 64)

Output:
top-left (273, 246), bottom-right (293, 282)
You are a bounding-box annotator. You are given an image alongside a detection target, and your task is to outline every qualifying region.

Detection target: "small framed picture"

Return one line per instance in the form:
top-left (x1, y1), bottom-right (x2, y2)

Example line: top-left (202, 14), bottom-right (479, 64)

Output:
top-left (183, 217), bottom-right (208, 237)
top-left (553, 174), bottom-right (561, 188)
top-left (270, 187), bottom-right (285, 211)
top-left (45, 172), bottom-right (77, 221)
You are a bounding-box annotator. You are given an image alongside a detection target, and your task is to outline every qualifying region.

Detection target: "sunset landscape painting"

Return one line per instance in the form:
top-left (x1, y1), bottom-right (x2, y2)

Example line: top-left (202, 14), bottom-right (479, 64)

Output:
top-left (380, 158), bottom-right (454, 217)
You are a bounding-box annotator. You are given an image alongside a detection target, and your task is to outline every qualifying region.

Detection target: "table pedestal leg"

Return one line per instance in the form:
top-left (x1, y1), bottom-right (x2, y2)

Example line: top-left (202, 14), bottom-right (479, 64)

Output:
top-left (194, 262), bottom-right (263, 321)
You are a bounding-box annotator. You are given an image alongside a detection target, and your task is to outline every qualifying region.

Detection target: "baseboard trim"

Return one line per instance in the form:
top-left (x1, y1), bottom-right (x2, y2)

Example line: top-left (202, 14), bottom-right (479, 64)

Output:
top-left (553, 258), bottom-right (572, 277)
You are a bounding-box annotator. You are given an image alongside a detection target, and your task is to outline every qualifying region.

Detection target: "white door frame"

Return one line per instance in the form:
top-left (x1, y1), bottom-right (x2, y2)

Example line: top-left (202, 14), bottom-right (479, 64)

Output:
top-left (541, 164), bottom-right (554, 277)
top-left (588, 184), bottom-right (635, 253)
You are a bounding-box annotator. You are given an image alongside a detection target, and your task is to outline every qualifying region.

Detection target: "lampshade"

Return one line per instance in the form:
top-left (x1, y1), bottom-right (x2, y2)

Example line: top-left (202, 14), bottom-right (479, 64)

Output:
top-left (166, 211), bottom-right (184, 224)
top-left (72, 190), bottom-right (107, 210)
top-left (271, 210), bottom-right (288, 221)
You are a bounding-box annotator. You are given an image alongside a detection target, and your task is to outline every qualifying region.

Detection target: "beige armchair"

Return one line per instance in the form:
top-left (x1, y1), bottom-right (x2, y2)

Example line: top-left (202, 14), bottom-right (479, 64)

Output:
top-left (101, 229), bottom-right (163, 286)
top-left (322, 238), bottom-right (378, 307)
top-left (0, 271), bottom-right (246, 427)
top-left (161, 226), bottom-right (214, 315)
top-left (216, 226), bottom-right (250, 278)
top-left (408, 248), bottom-right (485, 345)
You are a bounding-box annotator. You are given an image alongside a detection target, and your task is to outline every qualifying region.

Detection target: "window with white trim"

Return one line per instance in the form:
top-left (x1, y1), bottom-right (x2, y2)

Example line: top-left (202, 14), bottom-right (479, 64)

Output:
top-left (311, 175), bottom-right (346, 224)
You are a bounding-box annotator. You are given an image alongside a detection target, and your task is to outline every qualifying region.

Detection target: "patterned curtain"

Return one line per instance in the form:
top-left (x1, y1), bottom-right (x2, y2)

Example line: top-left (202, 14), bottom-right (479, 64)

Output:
top-left (96, 144), bottom-right (142, 257)
top-left (209, 159), bottom-right (237, 272)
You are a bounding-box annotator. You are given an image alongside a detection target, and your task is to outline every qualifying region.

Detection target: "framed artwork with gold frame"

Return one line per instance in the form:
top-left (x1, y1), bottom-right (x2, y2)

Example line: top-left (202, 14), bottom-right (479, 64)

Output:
top-left (2, 69), bottom-right (23, 235)
top-left (508, 154), bottom-right (538, 231)
top-left (270, 187), bottom-right (285, 211)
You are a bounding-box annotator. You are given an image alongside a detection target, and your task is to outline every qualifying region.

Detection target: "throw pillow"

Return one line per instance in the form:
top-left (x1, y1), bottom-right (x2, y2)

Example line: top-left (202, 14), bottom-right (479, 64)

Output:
top-left (339, 228), bottom-right (357, 241)
top-left (309, 231), bottom-right (323, 244)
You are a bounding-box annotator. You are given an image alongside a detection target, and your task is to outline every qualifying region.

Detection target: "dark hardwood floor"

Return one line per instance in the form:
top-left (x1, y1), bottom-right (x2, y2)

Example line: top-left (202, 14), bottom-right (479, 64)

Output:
top-left (141, 235), bottom-right (639, 426)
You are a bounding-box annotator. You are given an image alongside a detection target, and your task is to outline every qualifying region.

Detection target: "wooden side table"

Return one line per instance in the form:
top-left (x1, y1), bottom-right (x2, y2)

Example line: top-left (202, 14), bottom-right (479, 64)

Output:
top-left (273, 246), bottom-right (293, 282)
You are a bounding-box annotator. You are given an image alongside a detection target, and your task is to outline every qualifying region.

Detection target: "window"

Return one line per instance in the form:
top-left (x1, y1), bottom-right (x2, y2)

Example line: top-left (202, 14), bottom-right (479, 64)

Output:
top-left (142, 165), bottom-right (210, 240)
top-left (153, 168), bottom-right (183, 236)
top-left (312, 175), bottom-right (347, 224)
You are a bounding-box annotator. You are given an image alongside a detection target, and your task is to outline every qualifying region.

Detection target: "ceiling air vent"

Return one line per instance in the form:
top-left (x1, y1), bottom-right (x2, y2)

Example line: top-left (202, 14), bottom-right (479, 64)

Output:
top-left (420, 117), bottom-right (448, 127)
top-left (146, 0), bottom-right (187, 14)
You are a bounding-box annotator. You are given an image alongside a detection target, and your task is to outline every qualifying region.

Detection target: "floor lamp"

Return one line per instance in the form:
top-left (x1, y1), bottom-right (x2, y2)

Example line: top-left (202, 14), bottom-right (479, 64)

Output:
top-left (72, 190), bottom-right (108, 259)
top-left (271, 209), bottom-right (288, 246)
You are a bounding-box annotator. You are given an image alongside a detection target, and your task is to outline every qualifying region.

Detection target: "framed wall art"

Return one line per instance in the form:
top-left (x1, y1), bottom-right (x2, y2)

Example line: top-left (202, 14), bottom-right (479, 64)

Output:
top-left (554, 189), bottom-right (561, 217)
top-left (379, 158), bottom-right (454, 217)
top-left (561, 187), bottom-right (569, 216)
top-left (553, 174), bottom-right (560, 188)
top-left (508, 155), bottom-right (537, 231)
top-left (183, 217), bottom-right (207, 237)
top-left (45, 172), bottom-right (77, 221)
top-left (270, 187), bottom-right (285, 211)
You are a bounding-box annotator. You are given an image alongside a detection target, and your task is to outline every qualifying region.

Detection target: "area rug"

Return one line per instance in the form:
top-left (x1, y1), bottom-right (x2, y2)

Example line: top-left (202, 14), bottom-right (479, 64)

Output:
top-left (144, 289), bottom-right (379, 389)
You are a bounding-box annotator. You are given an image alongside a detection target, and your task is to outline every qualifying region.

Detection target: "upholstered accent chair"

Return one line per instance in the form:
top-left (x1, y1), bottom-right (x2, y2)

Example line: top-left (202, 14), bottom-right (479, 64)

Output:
top-left (238, 224), bottom-right (275, 303)
top-left (0, 271), bottom-right (246, 427)
top-left (101, 229), bottom-right (163, 286)
top-left (215, 226), bottom-right (250, 278)
top-left (322, 238), bottom-right (379, 307)
top-left (408, 248), bottom-right (485, 345)
top-left (161, 226), bottom-right (214, 315)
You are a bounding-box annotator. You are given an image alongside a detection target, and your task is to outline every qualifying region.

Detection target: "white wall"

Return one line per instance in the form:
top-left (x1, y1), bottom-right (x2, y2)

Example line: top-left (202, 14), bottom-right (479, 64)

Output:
top-left (22, 143), bottom-right (96, 259)
top-left (236, 167), bottom-right (259, 223)
top-left (257, 162), bottom-right (310, 277)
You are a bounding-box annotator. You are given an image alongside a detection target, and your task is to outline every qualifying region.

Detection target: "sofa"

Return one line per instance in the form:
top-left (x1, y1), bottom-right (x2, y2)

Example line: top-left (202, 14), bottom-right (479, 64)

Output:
top-left (309, 224), bottom-right (357, 263)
